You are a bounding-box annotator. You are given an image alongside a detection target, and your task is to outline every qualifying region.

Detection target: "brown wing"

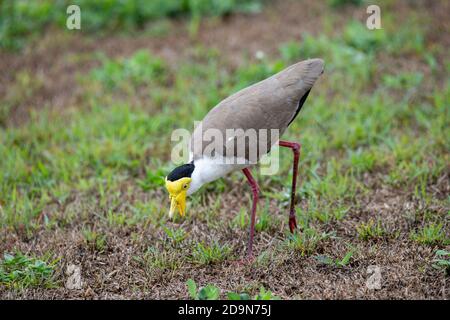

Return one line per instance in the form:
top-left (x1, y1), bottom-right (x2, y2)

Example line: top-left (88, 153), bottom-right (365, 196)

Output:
top-left (190, 58), bottom-right (324, 161)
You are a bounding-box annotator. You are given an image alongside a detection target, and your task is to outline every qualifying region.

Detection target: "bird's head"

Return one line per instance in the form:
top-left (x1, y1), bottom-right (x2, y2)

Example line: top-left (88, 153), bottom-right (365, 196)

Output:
top-left (165, 163), bottom-right (195, 218)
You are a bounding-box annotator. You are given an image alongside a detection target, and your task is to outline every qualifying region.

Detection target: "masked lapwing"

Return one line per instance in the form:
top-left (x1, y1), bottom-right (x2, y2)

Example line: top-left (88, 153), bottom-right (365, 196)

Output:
top-left (165, 58), bottom-right (324, 258)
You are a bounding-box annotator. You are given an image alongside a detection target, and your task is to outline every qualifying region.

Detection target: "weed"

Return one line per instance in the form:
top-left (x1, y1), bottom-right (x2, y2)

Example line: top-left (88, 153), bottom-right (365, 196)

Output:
top-left (162, 226), bottom-right (187, 246)
top-left (256, 201), bottom-right (274, 232)
top-left (356, 219), bottom-right (386, 241)
top-left (227, 292), bottom-right (251, 300)
top-left (303, 160), bottom-right (359, 202)
top-left (347, 148), bottom-right (376, 174)
top-left (0, 252), bottom-right (59, 289)
top-left (106, 210), bottom-right (128, 227)
top-left (0, 188), bottom-right (44, 237)
top-left (254, 286), bottom-right (280, 300)
top-left (285, 227), bottom-right (332, 256)
top-left (82, 227), bottom-right (107, 251)
top-left (310, 202), bottom-right (350, 223)
top-left (138, 167), bottom-right (168, 191)
top-left (231, 207), bottom-right (249, 230)
top-left (190, 241), bottom-right (232, 265)
top-left (228, 286), bottom-right (280, 300)
top-left (410, 223), bottom-right (447, 245)
top-left (315, 249), bottom-right (354, 268)
top-left (187, 278), bottom-right (220, 300)
top-left (432, 250), bottom-right (450, 275)
top-left (142, 246), bottom-right (182, 272)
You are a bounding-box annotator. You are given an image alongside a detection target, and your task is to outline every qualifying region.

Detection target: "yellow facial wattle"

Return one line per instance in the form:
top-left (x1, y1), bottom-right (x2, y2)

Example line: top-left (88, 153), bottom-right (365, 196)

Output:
top-left (165, 177), bottom-right (191, 218)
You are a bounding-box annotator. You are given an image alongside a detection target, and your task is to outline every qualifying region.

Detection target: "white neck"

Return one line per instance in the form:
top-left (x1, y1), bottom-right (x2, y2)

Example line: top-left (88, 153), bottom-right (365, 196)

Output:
top-left (187, 157), bottom-right (247, 195)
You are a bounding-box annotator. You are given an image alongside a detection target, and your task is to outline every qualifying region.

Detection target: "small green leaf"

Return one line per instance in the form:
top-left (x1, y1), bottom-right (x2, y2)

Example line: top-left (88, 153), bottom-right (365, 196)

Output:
top-left (198, 285), bottom-right (219, 300)
top-left (186, 279), bottom-right (197, 299)
top-left (227, 292), bottom-right (241, 300)
top-left (227, 292), bottom-right (250, 300)
top-left (239, 293), bottom-right (251, 300)
top-left (435, 250), bottom-right (450, 257)
top-left (337, 250), bottom-right (354, 266)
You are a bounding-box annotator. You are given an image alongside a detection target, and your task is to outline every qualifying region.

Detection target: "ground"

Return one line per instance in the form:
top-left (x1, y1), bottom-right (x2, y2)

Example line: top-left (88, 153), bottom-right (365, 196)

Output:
top-left (0, 0), bottom-right (449, 299)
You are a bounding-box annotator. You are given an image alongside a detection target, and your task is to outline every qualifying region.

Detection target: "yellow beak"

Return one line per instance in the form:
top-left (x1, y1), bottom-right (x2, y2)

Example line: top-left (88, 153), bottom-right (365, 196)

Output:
top-left (169, 191), bottom-right (187, 218)
top-left (165, 177), bottom-right (191, 218)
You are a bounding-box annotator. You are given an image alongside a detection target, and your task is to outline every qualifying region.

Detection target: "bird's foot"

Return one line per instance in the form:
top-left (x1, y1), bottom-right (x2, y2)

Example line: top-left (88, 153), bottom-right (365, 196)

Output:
top-left (289, 215), bottom-right (297, 233)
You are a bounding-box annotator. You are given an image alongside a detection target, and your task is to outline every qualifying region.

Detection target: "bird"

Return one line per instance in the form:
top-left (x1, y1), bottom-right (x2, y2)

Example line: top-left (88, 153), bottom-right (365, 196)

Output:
top-left (165, 58), bottom-right (324, 258)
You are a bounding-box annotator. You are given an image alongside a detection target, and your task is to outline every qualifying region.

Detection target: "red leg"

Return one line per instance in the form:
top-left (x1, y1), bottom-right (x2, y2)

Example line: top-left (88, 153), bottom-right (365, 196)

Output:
top-left (278, 140), bottom-right (301, 233)
top-left (242, 167), bottom-right (259, 258)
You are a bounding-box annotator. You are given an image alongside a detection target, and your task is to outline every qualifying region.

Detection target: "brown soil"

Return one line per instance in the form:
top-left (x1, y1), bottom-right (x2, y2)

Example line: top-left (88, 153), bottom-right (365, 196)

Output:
top-left (0, 175), bottom-right (448, 299)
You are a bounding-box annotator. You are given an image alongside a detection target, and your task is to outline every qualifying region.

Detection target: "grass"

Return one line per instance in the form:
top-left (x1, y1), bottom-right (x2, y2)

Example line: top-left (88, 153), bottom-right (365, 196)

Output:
top-left (327, 0), bottom-right (363, 7)
top-left (82, 227), bottom-right (107, 251)
top-left (284, 227), bottom-right (333, 256)
top-left (190, 241), bottom-right (232, 265)
top-left (187, 278), bottom-right (220, 300)
top-left (106, 210), bottom-right (128, 227)
top-left (410, 223), bottom-right (448, 245)
top-left (142, 246), bottom-right (182, 272)
top-left (356, 219), bottom-right (386, 241)
top-left (186, 278), bottom-right (279, 300)
top-left (315, 248), bottom-right (355, 268)
top-left (228, 286), bottom-right (280, 300)
top-left (231, 207), bottom-right (249, 230)
top-left (255, 200), bottom-right (276, 232)
top-left (0, 0), bottom-right (448, 299)
top-left (92, 50), bottom-right (168, 90)
top-left (232, 199), bottom-right (282, 231)
top-left (162, 225), bottom-right (187, 246)
top-left (0, 252), bottom-right (59, 289)
top-left (432, 250), bottom-right (450, 275)
top-left (0, 0), bottom-right (264, 50)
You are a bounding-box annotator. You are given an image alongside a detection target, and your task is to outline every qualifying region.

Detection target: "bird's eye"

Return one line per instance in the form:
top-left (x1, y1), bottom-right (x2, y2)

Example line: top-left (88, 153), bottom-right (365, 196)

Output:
top-left (183, 184), bottom-right (188, 189)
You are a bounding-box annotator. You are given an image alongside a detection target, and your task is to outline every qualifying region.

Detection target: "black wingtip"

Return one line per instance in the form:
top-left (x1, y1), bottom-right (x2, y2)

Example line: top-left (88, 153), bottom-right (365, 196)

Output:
top-left (288, 89), bottom-right (311, 126)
